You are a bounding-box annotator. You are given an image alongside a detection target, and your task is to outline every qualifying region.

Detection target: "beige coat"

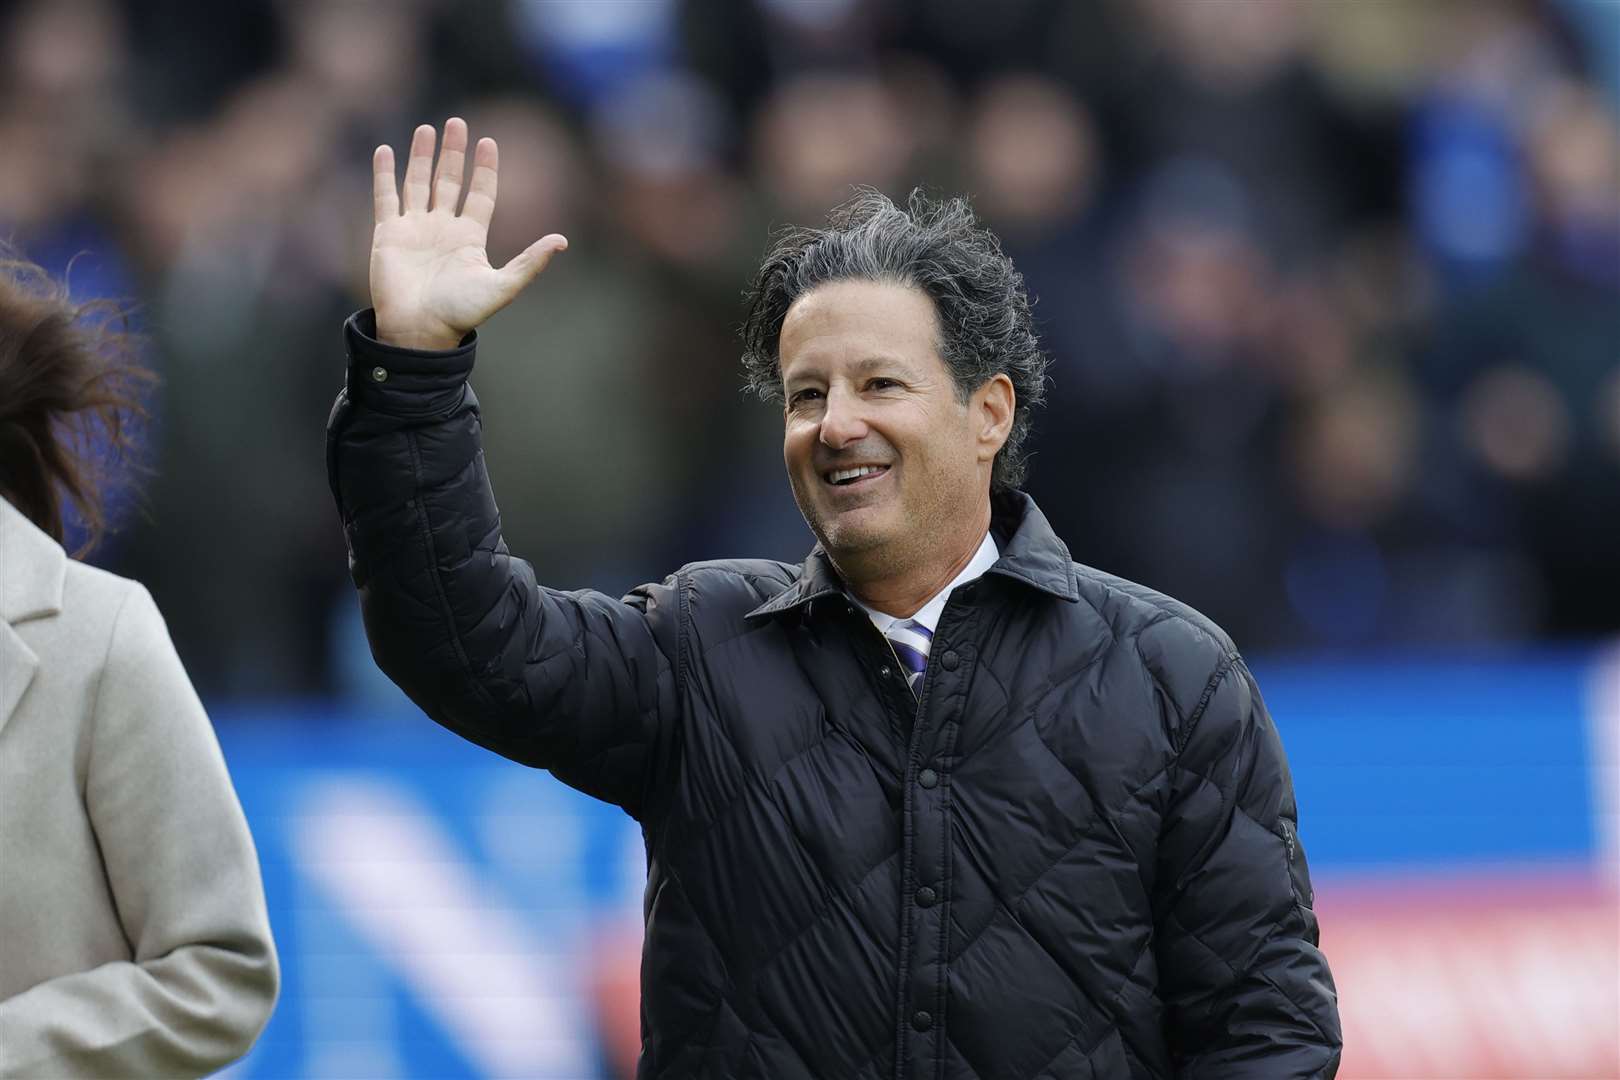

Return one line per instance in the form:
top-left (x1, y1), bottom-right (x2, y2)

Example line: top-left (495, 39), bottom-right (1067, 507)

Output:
top-left (0, 498), bottom-right (278, 1077)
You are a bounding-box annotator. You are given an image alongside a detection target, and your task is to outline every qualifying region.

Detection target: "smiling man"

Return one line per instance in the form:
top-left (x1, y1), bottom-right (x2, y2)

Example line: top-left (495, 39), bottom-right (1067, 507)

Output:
top-left (775, 278), bottom-right (1014, 619)
top-left (328, 120), bottom-right (1341, 1079)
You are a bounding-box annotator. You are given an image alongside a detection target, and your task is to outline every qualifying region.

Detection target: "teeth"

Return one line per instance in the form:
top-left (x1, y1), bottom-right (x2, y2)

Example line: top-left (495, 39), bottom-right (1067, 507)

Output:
top-left (828, 466), bottom-right (884, 484)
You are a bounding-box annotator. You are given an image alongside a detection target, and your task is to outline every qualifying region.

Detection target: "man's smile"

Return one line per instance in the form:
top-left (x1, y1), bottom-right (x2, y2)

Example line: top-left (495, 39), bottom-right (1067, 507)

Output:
top-left (822, 463), bottom-right (892, 489)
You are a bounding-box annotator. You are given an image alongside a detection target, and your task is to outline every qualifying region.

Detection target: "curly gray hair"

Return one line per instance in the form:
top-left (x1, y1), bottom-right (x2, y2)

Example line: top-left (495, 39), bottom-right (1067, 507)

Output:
top-left (740, 188), bottom-right (1049, 491)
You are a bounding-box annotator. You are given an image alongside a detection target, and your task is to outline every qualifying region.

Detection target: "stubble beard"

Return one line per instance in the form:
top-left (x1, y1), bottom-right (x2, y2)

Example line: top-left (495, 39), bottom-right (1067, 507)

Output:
top-left (825, 514), bottom-right (951, 602)
top-left (791, 473), bottom-right (914, 580)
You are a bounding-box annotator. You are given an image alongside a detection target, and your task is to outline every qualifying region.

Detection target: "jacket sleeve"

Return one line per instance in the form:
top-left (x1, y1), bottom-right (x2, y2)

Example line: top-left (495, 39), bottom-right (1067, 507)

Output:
top-left (326, 310), bottom-right (681, 817)
top-left (1154, 653), bottom-right (1342, 1078)
top-left (0, 584), bottom-right (279, 1078)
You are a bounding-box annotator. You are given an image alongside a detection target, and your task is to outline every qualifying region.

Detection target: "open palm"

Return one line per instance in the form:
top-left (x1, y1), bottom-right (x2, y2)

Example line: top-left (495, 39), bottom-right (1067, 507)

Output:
top-left (371, 119), bottom-right (566, 350)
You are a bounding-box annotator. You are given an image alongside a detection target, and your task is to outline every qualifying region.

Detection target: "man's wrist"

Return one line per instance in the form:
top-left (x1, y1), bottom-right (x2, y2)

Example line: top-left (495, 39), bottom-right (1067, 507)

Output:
top-left (343, 309), bottom-right (477, 418)
top-left (374, 318), bottom-right (465, 352)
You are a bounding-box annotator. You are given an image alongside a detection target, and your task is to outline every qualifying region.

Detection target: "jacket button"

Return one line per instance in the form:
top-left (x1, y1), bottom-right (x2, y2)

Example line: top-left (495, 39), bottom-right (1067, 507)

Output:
top-left (916, 885), bottom-right (937, 908)
top-left (370, 365), bottom-right (389, 383)
top-left (912, 1010), bottom-right (933, 1032)
top-left (879, 665), bottom-right (892, 679)
top-left (917, 768), bottom-right (938, 789)
top-left (940, 650), bottom-right (959, 671)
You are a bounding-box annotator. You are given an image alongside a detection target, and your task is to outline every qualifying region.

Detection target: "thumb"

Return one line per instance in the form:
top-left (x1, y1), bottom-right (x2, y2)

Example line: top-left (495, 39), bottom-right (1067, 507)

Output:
top-left (497, 233), bottom-right (569, 293)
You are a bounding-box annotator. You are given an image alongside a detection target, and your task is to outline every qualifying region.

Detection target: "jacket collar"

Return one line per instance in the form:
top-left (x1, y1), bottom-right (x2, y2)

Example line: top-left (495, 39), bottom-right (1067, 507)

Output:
top-left (0, 498), bottom-right (62, 735)
top-left (0, 497), bottom-right (65, 625)
top-left (745, 489), bottom-right (1078, 621)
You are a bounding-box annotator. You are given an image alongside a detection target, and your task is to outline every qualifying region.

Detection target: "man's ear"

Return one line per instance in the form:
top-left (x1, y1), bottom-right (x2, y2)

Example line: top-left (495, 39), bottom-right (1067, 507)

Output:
top-left (973, 373), bottom-right (1016, 462)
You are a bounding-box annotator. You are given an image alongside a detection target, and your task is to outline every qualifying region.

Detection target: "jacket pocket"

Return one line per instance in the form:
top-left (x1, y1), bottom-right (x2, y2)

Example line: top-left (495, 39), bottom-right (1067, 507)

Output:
top-left (1278, 817), bottom-right (1315, 909)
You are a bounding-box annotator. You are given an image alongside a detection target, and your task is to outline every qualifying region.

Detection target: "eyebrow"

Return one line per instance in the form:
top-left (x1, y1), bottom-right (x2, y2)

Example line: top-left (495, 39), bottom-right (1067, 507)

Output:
top-left (783, 354), bottom-right (913, 390)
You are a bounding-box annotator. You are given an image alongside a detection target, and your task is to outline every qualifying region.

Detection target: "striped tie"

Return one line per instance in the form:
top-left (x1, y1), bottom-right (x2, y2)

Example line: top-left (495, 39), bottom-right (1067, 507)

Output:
top-left (885, 619), bottom-right (934, 692)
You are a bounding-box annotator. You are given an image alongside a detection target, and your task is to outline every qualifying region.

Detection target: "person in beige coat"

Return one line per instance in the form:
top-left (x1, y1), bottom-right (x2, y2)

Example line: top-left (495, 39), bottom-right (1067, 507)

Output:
top-left (0, 256), bottom-right (278, 1077)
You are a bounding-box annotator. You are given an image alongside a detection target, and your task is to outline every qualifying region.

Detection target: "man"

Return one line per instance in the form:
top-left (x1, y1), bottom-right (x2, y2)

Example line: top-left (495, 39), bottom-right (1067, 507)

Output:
top-left (328, 119), bottom-right (1341, 1079)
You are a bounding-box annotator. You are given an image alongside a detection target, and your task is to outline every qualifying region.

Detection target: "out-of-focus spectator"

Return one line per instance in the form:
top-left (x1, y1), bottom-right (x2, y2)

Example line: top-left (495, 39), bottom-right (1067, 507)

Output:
top-left (3, 0), bottom-right (129, 120)
top-left (966, 73), bottom-right (1099, 234)
top-left (112, 69), bottom-right (359, 696)
top-left (1123, 0), bottom-right (1396, 262)
top-left (512, 0), bottom-right (680, 109)
top-left (962, 72), bottom-right (1116, 403)
top-left (589, 71), bottom-right (746, 275)
top-left (281, 0), bottom-right (426, 128)
top-left (1526, 79), bottom-right (1620, 290)
top-left (1405, 0), bottom-right (1571, 283)
top-left (751, 71), bottom-right (911, 219)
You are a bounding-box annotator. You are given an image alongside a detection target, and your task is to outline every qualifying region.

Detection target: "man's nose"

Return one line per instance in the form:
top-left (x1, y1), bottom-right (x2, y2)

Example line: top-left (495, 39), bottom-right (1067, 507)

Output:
top-left (818, 387), bottom-right (869, 448)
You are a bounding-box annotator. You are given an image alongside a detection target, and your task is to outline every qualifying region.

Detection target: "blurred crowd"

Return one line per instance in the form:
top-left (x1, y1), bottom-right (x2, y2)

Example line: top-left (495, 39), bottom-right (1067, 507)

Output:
top-left (2, 0), bottom-right (1616, 700)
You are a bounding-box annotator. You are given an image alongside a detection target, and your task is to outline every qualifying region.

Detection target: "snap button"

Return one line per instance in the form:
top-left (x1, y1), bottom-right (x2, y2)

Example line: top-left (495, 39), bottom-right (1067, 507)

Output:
top-left (912, 1010), bottom-right (933, 1032)
top-left (940, 650), bottom-right (959, 671)
top-left (879, 665), bottom-right (892, 679)
top-left (370, 365), bottom-right (389, 383)
top-left (917, 768), bottom-right (938, 789)
top-left (916, 885), bottom-right (937, 908)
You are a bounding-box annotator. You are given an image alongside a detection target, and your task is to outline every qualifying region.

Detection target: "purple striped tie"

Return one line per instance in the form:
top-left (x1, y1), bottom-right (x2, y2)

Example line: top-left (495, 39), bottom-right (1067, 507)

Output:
top-left (886, 619), bottom-right (933, 691)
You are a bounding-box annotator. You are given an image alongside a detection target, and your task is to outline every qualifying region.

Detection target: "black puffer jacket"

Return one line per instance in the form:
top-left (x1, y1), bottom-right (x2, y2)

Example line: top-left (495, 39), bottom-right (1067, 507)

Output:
top-left (328, 312), bottom-right (1341, 1079)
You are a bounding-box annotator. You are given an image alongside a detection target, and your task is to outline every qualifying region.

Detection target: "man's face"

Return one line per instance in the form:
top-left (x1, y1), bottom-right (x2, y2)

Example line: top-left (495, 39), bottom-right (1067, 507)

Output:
top-left (779, 279), bottom-right (1003, 573)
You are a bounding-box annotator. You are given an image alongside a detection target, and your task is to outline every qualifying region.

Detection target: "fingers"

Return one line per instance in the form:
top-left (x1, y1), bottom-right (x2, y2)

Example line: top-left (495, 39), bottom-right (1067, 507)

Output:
top-left (461, 137), bottom-right (499, 233)
top-left (401, 123), bottom-right (435, 212)
top-left (498, 233), bottom-right (569, 292)
top-left (431, 117), bottom-right (468, 212)
top-left (372, 144), bottom-right (398, 223)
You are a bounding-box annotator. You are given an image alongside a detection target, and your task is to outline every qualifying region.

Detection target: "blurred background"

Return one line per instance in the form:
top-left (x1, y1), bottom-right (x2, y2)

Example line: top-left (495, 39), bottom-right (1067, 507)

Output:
top-left (2, 0), bottom-right (1616, 1075)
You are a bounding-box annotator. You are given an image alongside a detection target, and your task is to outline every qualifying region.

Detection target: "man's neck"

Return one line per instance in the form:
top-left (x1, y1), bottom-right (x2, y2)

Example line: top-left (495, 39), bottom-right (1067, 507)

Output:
top-left (841, 520), bottom-right (991, 619)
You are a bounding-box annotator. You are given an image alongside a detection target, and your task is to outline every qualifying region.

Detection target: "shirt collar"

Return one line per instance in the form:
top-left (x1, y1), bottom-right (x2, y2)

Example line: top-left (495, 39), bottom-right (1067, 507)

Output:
top-left (743, 490), bottom-right (1079, 622)
top-left (849, 530), bottom-right (1000, 636)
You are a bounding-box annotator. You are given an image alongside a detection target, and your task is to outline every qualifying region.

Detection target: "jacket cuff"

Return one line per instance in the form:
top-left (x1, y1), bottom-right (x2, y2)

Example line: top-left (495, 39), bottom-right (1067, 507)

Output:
top-left (342, 309), bottom-right (478, 417)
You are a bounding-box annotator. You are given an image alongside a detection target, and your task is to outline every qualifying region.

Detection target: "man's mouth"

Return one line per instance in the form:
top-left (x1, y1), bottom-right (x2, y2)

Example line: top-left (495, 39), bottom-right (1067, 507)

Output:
top-left (823, 464), bottom-right (890, 487)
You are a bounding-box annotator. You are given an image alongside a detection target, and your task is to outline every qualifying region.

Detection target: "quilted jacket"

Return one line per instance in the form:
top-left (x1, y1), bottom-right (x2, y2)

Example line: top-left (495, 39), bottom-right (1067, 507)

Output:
top-left (327, 311), bottom-right (1341, 1079)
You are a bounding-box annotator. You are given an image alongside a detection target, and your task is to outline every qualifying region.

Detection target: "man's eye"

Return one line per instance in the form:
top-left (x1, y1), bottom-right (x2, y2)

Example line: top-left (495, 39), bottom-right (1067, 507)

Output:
top-left (789, 389), bottom-right (823, 406)
top-left (868, 378), bottom-right (900, 391)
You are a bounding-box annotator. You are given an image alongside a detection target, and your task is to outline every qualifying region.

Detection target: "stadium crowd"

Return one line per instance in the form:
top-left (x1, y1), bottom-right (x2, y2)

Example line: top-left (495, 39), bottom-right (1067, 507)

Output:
top-left (2, 0), bottom-right (1616, 699)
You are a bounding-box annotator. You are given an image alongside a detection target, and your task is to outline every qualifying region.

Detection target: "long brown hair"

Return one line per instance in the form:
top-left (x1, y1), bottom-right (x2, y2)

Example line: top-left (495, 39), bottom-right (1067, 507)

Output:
top-left (0, 252), bottom-right (156, 556)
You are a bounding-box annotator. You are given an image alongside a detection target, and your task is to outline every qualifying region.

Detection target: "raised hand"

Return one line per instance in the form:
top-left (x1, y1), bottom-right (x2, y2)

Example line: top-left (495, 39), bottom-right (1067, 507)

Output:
top-left (370, 119), bottom-right (567, 350)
